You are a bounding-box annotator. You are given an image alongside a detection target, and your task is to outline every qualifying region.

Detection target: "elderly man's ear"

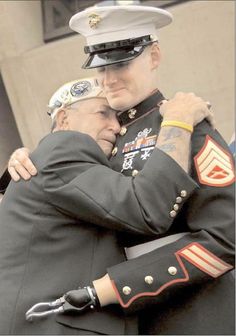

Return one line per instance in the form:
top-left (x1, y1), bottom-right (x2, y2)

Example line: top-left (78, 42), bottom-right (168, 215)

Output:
top-left (54, 109), bottom-right (69, 131)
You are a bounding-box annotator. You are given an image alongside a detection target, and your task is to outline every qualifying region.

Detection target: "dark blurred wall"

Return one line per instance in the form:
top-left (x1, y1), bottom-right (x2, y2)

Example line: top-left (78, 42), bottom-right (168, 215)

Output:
top-left (0, 74), bottom-right (22, 175)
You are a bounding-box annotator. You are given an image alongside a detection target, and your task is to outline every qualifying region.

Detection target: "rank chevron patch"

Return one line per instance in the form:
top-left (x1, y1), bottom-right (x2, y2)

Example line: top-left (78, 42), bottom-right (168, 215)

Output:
top-left (177, 243), bottom-right (233, 277)
top-left (194, 135), bottom-right (235, 187)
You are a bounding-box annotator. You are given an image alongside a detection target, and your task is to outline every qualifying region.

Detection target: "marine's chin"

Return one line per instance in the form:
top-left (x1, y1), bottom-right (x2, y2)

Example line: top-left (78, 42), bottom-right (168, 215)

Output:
top-left (106, 92), bottom-right (132, 111)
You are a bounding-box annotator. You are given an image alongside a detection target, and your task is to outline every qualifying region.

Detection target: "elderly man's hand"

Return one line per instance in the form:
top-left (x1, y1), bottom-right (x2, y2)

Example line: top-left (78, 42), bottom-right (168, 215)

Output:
top-left (8, 147), bottom-right (37, 181)
top-left (160, 92), bottom-right (215, 129)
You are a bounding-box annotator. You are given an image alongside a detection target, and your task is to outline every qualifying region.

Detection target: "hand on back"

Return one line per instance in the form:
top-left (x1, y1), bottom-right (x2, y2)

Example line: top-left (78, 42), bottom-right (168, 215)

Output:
top-left (8, 147), bottom-right (37, 181)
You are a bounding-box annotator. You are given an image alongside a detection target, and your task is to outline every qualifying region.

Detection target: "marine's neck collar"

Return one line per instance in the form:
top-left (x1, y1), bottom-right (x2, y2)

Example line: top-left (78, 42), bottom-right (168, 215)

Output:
top-left (118, 89), bottom-right (165, 126)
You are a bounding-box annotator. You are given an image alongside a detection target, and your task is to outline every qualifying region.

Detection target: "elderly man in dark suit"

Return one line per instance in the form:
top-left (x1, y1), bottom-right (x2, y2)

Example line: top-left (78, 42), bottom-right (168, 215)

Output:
top-left (0, 78), bottom-right (136, 335)
top-left (1, 75), bottom-right (213, 334)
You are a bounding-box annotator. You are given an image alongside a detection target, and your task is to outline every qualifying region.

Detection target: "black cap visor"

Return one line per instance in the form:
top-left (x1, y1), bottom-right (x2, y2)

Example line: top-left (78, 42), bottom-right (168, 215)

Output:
top-left (82, 45), bottom-right (147, 69)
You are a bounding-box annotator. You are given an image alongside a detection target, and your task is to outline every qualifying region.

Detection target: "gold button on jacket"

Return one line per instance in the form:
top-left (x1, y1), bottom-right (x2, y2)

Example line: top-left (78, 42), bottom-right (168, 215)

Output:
top-left (132, 169), bottom-right (139, 177)
top-left (122, 286), bottom-right (132, 295)
top-left (168, 266), bottom-right (177, 275)
top-left (170, 210), bottom-right (177, 218)
top-left (111, 147), bottom-right (118, 156)
top-left (119, 127), bottom-right (127, 136)
top-left (145, 275), bottom-right (154, 284)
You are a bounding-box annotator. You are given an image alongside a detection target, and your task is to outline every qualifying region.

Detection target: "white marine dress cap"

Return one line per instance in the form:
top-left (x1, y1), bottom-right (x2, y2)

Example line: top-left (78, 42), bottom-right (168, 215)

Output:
top-left (69, 5), bottom-right (173, 69)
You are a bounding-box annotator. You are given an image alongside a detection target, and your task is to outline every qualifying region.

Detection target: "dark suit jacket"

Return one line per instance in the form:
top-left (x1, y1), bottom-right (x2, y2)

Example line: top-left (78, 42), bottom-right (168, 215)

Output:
top-left (0, 130), bottom-right (197, 335)
top-left (0, 131), bottom-right (136, 335)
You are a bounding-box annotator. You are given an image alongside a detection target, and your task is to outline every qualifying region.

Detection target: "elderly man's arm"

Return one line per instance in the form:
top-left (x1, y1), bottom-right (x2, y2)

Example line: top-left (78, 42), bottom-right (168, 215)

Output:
top-left (41, 131), bottom-right (198, 236)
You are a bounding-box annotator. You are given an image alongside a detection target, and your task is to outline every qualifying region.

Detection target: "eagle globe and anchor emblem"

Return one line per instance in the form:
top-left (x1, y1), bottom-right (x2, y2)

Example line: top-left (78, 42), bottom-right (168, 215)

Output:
top-left (88, 13), bottom-right (101, 29)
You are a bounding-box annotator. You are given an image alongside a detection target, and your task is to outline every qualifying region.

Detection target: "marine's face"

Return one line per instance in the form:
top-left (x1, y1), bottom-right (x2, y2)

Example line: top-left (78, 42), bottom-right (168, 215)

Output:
top-left (96, 46), bottom-right (159, 111)
top-left (65, 98), bottom-right (120, 157)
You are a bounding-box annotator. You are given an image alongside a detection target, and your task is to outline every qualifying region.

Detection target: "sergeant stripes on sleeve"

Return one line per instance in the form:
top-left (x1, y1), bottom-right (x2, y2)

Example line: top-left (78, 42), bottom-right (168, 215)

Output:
top-left (177, 243), bottom-right (233, 277)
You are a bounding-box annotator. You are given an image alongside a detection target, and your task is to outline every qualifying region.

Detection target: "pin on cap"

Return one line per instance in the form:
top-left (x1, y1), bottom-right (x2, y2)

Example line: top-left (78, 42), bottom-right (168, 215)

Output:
top-left (69, 5), bottom-right (173, 69)
top-left (47, 77), bottom-right (104, 119)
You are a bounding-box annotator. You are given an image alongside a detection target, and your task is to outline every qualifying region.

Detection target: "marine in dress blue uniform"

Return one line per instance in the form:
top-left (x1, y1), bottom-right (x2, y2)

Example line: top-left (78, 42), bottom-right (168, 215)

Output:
top-left (70, 5), bottom-right (235, 335)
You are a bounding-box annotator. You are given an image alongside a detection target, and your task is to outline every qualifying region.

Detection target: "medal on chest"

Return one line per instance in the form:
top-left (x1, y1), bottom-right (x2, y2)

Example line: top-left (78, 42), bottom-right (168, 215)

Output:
top-left (121, 128), bottom-right (157, 172)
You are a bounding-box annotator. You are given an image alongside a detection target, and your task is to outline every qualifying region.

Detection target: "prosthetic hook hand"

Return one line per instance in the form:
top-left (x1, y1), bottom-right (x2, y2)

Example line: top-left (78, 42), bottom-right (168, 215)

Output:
top-left (26, 286), bottom-right (99, 322)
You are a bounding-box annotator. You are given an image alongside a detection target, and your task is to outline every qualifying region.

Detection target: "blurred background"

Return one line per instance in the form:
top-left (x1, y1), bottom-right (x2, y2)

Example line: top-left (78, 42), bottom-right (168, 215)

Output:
top-left (0, 0), bottom-right (235, 174)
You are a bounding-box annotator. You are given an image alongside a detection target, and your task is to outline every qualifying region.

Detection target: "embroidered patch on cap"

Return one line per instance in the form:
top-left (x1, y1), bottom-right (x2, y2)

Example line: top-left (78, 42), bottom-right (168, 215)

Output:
top-left (178, 242), bottom-right (233, 278)
top-left (70, 81), bottom-right (92, 97)
top-left (194, 135), bottom-right (235, 187)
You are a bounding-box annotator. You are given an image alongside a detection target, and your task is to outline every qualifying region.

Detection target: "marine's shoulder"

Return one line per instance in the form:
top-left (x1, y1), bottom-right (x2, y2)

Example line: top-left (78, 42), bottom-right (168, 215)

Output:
top-left (192, 120), bottom-right (229, 151)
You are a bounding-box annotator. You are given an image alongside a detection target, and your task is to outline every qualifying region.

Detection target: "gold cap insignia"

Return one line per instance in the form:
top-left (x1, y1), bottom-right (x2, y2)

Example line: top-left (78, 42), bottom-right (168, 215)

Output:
top-left (88, 13), bottom-right (101, 29)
